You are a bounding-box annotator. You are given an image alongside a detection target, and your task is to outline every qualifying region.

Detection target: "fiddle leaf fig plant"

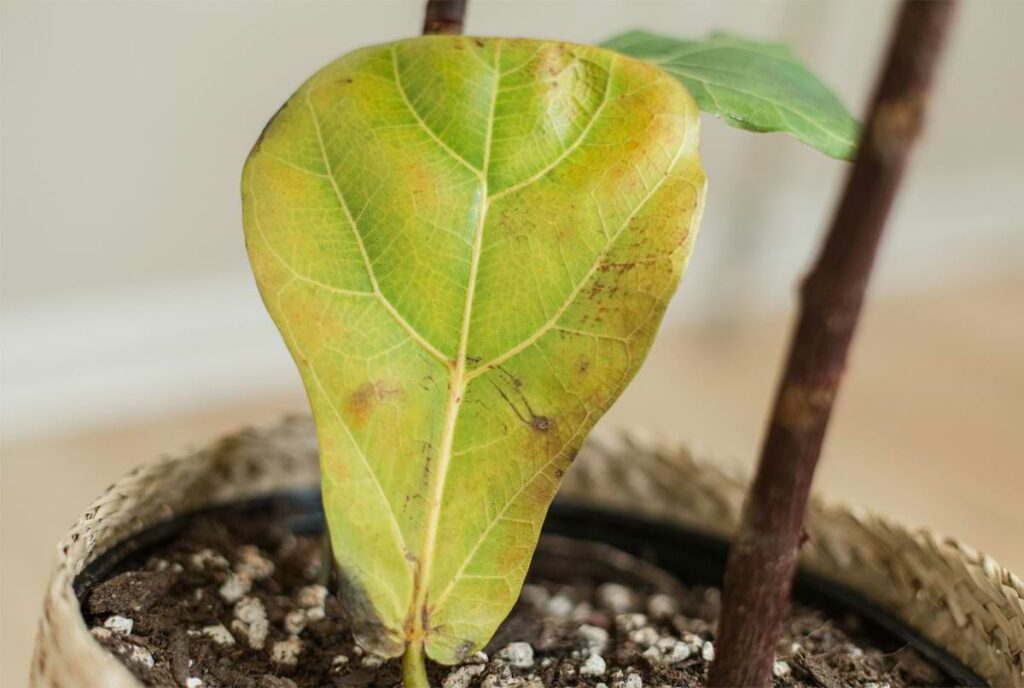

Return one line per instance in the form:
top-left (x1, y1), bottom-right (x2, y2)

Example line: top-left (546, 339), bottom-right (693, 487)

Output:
top-left (243, 36), bottom-right (705, 681)
top-left (242, 31), bottom-right (853, 688)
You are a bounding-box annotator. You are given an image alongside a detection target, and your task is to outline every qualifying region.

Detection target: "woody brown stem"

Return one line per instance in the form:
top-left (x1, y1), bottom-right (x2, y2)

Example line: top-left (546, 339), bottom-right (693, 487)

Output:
top-left (708, 2), bottom-right (957, 686)
top-left (422, 0), bottom-right (467, 35)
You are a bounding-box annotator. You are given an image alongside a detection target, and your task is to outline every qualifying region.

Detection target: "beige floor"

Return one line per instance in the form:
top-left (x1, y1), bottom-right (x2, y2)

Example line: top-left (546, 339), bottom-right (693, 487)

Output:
top-left (2, 280), bottom-right (1021, 686)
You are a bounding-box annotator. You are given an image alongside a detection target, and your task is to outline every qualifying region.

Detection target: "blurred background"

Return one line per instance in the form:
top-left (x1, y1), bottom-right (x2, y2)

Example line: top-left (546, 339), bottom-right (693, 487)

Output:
top-left (2, 1), bottom-right (1022, 683)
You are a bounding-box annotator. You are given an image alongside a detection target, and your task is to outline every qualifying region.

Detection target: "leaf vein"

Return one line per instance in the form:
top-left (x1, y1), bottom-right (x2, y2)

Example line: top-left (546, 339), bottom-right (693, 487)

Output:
top-left (306, 91), bottom-right (452, 365)
top-left (247, 164), bottom-right (374, 298)
top-left (489, 56), bottom-right (615, 201)
top-left (272, 282), bottom-right (410, 602)
top-left (391, 46), bottom-right (483, 176)
top-left (428, 413), bottom-right (591, 614)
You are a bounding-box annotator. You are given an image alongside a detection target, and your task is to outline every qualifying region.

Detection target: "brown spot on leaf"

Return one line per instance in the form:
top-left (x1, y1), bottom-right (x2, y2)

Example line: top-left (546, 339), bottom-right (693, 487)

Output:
top-left (347, 381), bottom-right (403, 426)
top-left (599, 261), bottom-right (638, 273)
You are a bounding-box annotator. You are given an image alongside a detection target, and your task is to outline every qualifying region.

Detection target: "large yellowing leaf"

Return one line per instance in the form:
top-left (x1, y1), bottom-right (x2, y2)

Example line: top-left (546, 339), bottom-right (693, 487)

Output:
top-left (242, 36), bottom-right (705, 663)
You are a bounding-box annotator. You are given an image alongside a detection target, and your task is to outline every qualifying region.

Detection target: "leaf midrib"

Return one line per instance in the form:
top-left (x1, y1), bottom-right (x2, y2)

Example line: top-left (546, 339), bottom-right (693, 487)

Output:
top-left (407, 39), bottom-right (503, 646)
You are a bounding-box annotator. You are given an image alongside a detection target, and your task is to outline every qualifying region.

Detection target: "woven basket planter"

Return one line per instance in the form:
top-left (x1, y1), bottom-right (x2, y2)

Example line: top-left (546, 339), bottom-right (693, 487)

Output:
top-left (31, 416), bottom-right (1024, 687)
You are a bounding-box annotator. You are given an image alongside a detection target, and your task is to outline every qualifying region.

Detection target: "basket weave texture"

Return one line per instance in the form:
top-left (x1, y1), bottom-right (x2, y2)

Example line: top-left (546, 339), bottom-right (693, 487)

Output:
top-left (31, 417), bottom-right (1024, 687)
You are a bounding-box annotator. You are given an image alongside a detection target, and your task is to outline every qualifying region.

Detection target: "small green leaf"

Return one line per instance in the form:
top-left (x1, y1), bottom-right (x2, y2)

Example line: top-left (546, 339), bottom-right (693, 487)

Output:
top-left (603, 30), bottom-right (860, 160)
top-left (243, 36), bottom-right (705, 663)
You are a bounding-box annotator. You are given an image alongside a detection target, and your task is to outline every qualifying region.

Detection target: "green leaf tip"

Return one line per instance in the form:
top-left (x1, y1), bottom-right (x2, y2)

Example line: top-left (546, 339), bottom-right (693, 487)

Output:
top-left (603, 30), bottom-right (861, 160)
top-left (242, 35), bottom-right (705, 664)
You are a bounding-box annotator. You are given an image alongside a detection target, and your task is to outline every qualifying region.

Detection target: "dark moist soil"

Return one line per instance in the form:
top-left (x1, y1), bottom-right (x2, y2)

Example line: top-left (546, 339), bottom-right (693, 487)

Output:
top-left (83, 506), bottom-right (953, 688)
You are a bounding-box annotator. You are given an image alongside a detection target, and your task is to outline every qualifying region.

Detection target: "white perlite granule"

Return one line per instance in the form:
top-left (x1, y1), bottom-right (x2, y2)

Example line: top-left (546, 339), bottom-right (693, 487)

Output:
top-left (628, 627), bottom-right (659, 648)
top-left (104, 615), bottom-right (133, 636)
top-left (235, 545), bottom-right (275, 581)
top-left (545, 594), bottom-right (575, 618)
top-left (498, 642), bottom-right (535, 668)
top-left (646, 593), bottom-right (678, 620)
top-left (189, 548), bottom-right (228, 571)
top-left (578, 624), bottom-right (609, 653)
top-left (773, 660), bottom-right (792, 678)
top-left (271, 637), bottom-right (303, 667)
top-left (580, 653), bottom-right (607, 677)
top-left (284, 609), bottom-right (307, 635)
top-left (297, 584), bottom-right (328, 608)
top-left (127, 645), bottom-right (154, 669)
top-left (218, 574), bottom-right (251, 603)
top-left (442, 663), bottom-right (486, 688)
top-left (201, 624), bottom-right (235, 646)
top-left (232, 597), bottom-right (269, 650)
top-left (667, 640), bottom-right (691, 664)
top-left (596, 583), bottom-right (634, 614)
top-left (615, 613), bottom-right (648, 633)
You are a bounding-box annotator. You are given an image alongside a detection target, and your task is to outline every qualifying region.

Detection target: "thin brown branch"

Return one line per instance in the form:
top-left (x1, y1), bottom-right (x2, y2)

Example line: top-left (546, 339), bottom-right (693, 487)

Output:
top-left (422, 0), bottom-right (467, 35)
top-left (708, 2), bottom-right (958, 686)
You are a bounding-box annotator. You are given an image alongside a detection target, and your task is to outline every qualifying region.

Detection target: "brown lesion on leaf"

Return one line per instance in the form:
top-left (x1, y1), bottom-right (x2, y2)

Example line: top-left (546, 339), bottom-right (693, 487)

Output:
top-left (488, 368), bottom-right (553, 434)
top-left (419, 443), bottom-right (434, 486)
top-left (599, 260), bottom-right (639, 273)
top-left (347, 380), bottom-right (404, 426)
top-left (454, 640), bottom-right (475, 662)
top-left (420, 604), bottom-right (430, 635)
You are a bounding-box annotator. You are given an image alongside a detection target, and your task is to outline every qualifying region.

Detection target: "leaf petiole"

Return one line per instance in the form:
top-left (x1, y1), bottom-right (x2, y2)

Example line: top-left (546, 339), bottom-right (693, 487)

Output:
top-left (402, 640), bottom-right (430, 688)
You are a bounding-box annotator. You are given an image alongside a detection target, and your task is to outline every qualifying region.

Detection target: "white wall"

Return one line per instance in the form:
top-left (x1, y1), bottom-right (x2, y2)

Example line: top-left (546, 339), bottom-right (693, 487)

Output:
top-left (3, 0), bottom-right (1023, 444)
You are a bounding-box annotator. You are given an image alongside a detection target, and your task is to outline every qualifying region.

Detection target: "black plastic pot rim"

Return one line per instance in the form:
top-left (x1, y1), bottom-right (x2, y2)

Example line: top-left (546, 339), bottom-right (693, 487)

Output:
top-left (74, 488), bottom-right (987, 687)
